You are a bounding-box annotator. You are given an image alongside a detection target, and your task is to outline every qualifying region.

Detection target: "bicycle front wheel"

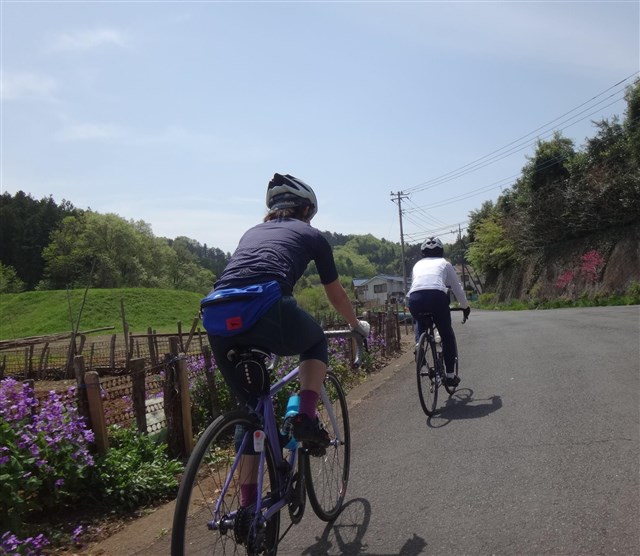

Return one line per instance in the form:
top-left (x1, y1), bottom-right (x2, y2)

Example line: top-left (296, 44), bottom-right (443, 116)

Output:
top-left (416, 332), bottom-right (438, 416)
top-left (305, 371), bottom-right (350, 521)
top-left (171, 410), bottom-right (281, 556)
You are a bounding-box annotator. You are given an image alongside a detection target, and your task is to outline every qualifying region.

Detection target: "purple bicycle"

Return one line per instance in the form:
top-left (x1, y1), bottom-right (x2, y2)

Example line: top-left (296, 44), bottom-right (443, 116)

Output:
top-left (171, 329), bottom-right (366, 555)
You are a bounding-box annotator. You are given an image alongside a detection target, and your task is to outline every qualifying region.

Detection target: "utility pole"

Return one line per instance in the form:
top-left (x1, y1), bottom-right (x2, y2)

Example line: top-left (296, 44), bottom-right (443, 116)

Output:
top-left (391, 191), bottom-right (410, 305)
top-left (458, 223), bottom-right (467, 291)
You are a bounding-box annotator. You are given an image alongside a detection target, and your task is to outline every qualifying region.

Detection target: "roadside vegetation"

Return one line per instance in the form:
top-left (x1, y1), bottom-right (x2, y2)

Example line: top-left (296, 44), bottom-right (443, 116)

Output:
top-left (473, 282), bottom-right (640, 311)
top-left (1, 376), bottom-right (185, 554)
top-left (466, 80), bottom-right (639, 281)
top-left (0, 288), bottom-right (204, 340)
top-left (1, 326), bottom-right (390, 554)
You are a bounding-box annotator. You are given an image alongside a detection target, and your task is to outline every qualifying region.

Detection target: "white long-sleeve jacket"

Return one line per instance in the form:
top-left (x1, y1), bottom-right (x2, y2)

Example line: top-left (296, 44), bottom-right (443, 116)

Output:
top-left (408, 257), bottom-right (469, 309)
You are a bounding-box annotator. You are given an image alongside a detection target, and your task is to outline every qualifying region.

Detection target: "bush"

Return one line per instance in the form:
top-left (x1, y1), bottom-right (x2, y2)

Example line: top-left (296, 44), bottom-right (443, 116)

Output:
top-left (92, 426), bottom-right (183, 511)
top-left (477, 292), bottom-right (497, 306)
top-left (626, 281), bottom-right (640, 304)
top-left (0, 379), bottom-right (95, 534)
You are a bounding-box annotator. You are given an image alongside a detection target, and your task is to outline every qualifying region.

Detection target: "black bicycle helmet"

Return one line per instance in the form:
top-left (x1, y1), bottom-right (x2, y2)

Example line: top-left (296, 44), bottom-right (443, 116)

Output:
top-left (421, 236), bottom-right (444, 256)
top-left (266, 173), bottom-right (318, 220)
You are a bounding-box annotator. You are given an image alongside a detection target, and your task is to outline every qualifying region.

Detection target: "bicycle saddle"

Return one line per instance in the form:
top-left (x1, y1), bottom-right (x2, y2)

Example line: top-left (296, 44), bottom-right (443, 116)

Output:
top-left (226, 347), bottom-right (272, 397)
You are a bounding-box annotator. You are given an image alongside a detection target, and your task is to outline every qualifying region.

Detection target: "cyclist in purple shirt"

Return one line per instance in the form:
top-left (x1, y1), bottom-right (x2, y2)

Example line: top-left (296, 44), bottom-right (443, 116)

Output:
top-left (206, 174), bottom-right (368, 505)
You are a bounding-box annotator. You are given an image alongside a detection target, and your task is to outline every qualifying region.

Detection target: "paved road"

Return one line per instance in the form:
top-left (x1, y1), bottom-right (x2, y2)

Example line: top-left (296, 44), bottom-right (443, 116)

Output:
top-left (276, 306), bottom-right (640, 555)
top-left (97, 306), bottom-right (639, 556)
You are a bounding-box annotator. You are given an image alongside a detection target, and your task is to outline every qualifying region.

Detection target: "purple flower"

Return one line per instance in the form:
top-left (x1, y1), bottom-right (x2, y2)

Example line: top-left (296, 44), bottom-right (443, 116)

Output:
top-left (72, 525), bottom-right (84, 544)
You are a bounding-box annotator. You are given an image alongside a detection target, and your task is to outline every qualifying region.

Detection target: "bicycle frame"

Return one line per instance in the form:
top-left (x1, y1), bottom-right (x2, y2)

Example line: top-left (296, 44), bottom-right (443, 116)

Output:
top-left (171, 327), bottom-right (363, 555)
top-left (209, 360), bottom-right (343, 533)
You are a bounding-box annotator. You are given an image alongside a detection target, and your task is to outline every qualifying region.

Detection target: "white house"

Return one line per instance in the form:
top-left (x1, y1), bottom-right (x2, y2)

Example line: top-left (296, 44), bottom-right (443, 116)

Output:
top-left (352, 275), bottom-right (407, 308)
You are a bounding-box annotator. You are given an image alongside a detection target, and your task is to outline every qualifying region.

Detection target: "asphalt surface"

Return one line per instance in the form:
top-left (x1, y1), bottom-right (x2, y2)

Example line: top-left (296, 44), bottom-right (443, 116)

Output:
top-left (277, 306), bottom-right (640, 555)
top-left (89, 306), bottom-right (639, 556)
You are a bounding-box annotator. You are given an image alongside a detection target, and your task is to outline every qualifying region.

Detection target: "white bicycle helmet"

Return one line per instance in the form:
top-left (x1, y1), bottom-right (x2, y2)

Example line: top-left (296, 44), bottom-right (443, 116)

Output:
top-left (266, 173), bottom-right (318, 220)
top-left (421, 236), bottom-right (443, 255)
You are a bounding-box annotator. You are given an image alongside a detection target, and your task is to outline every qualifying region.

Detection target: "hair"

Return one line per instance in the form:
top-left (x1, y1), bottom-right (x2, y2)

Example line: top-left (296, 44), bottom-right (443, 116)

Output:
top-left (263, 205), bottom-right (309, 223)
top-left (423, 247), bottom-right (444, 258)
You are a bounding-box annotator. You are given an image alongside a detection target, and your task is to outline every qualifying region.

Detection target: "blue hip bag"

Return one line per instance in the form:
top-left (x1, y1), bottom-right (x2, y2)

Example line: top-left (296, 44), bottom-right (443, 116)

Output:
top-left (200, 280), bottom-right (282, 337)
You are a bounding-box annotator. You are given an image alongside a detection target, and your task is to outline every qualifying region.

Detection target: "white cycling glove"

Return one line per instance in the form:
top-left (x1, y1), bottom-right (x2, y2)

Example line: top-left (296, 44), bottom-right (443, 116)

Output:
top-left (350, 320), bottom-right (370, 339)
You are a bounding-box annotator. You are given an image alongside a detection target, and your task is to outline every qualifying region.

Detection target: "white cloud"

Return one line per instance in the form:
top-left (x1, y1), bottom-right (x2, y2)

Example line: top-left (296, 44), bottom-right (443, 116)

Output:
top-left (53, 121), bottom-right (273, 162)
top-left (54, 123), bottom-right (125, 141)
top-left (1, 72), bottom-right (56, 101)
top-left (47, 29), bottom-right (128, 53)
top-left (53, 123), bottom-right (217, 147)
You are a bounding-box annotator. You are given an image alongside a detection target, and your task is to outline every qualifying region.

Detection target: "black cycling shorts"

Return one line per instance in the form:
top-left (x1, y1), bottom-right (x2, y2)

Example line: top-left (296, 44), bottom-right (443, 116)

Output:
top-left (208, 296), bottom-right (328, 404)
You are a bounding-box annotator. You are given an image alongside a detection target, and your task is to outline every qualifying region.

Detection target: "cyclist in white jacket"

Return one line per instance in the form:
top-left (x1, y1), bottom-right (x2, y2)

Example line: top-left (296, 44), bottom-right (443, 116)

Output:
top-left (407, 237), bottom-right (470, 387)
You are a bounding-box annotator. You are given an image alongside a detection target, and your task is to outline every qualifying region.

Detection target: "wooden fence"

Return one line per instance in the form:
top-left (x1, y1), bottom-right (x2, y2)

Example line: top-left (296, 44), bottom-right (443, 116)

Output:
top-left (0, 318), bottom-right (208, 381)
top-left (12, 311), bottom-right (405, 457)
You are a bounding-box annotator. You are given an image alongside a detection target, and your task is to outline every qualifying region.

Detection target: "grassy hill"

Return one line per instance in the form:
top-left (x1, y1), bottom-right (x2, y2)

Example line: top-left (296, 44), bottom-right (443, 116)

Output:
top-left (0, 288), bottom-right (205, 340)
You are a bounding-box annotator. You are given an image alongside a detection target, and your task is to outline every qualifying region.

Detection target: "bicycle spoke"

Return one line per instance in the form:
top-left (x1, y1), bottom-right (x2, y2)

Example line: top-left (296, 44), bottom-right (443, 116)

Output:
top-left (416, 333), bottom-right (439, 416)
top-left (171, 411), bottom-right (280, 555)
top-left (305, 371), bottom-right (350, 521)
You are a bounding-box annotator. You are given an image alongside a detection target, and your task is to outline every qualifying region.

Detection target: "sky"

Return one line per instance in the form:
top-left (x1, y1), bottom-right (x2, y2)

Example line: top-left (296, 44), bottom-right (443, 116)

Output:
top-left (2, 1), bottom-right (639, 254)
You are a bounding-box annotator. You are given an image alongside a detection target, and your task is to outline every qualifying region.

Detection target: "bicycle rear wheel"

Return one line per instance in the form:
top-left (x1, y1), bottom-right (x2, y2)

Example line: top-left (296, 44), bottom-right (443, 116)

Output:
top-left (443, 335), bottom-right (459, 396)
top-left (171, 410), bottom-right (280, 556)
top-left (416, 332), bottom-right (439, 416)
top-left (305, 371), bottom-right (350, 521)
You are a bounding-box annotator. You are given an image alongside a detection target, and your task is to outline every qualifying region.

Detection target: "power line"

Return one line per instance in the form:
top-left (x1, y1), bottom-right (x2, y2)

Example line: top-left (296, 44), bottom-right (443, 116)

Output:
top-left (406, 92), bottom-right (627, 194)
top-left (403, 219), bottom-right (468, 243)
top-left (404, 109), bottom-right (640, 215)
top-left (403, 72), bottom-right (638, 195)
top-left (404, 197), bottom-right (450, 225)
top-left (405, 175), bottom-right (516, 213)
top-left (392, 73), bottom-right (639, 249)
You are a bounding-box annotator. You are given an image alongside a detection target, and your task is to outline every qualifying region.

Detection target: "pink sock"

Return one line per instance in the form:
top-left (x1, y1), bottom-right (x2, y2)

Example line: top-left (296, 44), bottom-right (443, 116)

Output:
top-left (299, 390), bottom-right (319, 419)
top-left (240, 483), bottom-right (257, 507)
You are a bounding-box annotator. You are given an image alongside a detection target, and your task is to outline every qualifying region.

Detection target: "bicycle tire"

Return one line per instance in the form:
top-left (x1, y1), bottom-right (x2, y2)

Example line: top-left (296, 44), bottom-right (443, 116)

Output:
top-left (443, 334), bottom-right (459, 396)
top-left (416, 332), bottom-right (439, 416)
top-left (171, 410), bottom-right (281, 556)
top-left (305, 371), bottom-right (350, 521)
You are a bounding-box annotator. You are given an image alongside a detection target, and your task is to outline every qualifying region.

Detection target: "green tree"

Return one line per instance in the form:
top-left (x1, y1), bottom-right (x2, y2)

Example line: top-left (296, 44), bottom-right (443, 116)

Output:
top-left (42, 212), bottom-right (190, 290)
top-left (467, 201), bottom-right (495, 244)
top-left (624, 79), bottom-right (640, 164)
top-left (343, 234), bottom-right (402, 275)
top-left (466, 217), bottom-right (520, 274)
top-left (0, 192), bottom-right (76, 289)
top-left (332, 246), bottom-right (376, 278)
top-left (41, 214), bottom-right (92, 289)
top-left (296, 286), bottom-right (330, 314)
top-left (523, 133), bottom-right (576, 245)
top-left (0, 262), bottom-right (25, 293)
top-left (564, 116), bottom-right (639, 234)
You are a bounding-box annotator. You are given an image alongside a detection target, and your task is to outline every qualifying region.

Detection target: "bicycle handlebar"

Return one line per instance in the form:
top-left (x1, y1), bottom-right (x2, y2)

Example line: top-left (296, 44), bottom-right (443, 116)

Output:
top-left (449, 306), bottom-right (468, 324)
top-left (324, 329), bottom-right (367, 368)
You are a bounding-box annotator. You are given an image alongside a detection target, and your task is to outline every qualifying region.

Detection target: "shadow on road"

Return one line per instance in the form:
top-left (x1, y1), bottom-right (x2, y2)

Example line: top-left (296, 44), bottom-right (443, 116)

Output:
top-left (301, 497), bottom-right (427, 555)
top-left (426, 389), bottom-right (502, 428)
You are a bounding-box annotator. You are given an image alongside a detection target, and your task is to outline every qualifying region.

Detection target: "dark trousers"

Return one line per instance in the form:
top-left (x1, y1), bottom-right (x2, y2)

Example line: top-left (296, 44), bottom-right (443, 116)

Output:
top-left (408, 289), bottom-right (457, 375)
